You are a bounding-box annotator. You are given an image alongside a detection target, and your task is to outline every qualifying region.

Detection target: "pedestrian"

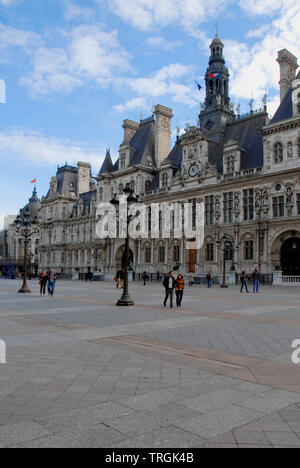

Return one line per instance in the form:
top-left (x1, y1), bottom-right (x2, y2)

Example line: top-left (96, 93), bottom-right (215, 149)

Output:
top-left (240, 270), bottom-right (249, 293)
top-left (175, 274), bottom-right (185, 307)
top-left (252, 266), bottom-right (260, 293)
top-left (48, 270), bottom-right (57, 297)
top-left (142, 271), bottom-right (147, 286)
top-left (120, 270), bottom-right (125, 289)
top-left (189, 273), bottom-right (194, 287)
top-left (39, 270), bottom-right (48, 296)
top-left (163, 271), bottom-right (176, 308)
top-left (114, 271), bottom-right (120, 288)
top-left (206, 271), bottom-right (212, 288)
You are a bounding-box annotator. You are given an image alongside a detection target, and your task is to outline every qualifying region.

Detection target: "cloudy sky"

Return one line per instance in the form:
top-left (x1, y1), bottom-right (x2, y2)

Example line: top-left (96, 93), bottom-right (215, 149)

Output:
top-left (0, 0), bottom-right (300, 228)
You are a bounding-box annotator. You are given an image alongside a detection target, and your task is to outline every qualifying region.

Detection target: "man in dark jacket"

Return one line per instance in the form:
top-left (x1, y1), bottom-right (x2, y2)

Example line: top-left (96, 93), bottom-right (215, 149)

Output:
top-left (163, 271), bottom-right (176, 308)
top-left (252, 267), bottom-right (260, 293)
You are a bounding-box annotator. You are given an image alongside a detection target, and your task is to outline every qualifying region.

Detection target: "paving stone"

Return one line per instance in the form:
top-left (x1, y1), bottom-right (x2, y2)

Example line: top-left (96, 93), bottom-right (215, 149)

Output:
top-left (236, 390), bottom-right (300, 414)
top-left (233, 429), bottom-right (270, 445)
top-left (0, 421), bottom-right (52, 448)
top-left (265, 431), bottom-right (300, 447)
top-left (109, 425), bottom-right (205, 448)
top-left (174, 406), bottom-right (263, 439)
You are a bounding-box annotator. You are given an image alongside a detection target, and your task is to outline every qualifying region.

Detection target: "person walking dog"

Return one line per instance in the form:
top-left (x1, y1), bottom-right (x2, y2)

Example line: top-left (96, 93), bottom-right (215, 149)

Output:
top-left (163, 271), bottom-right (176, 308)
top-left (175, 274), bottom-right (185, 307)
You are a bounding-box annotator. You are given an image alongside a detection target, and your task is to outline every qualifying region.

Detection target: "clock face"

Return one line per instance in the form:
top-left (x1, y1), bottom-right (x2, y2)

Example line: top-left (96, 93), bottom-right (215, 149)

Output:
top-left (189, 165), bottom-right (198, 177)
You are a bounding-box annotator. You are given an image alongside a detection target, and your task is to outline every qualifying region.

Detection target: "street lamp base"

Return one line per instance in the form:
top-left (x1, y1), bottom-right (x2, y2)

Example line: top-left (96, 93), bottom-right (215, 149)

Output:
top-left (18, 286), bottom-right (31, 294)
top-left (116, 294), bottom-right (135, 306)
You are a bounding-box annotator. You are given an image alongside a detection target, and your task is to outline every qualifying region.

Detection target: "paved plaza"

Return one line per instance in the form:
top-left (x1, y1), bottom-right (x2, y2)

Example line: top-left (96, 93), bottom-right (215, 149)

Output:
top-left (1, 279), bottom-right (300, 448)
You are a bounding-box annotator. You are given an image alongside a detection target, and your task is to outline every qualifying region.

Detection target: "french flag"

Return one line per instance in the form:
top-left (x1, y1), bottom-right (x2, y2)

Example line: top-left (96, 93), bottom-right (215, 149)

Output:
top-left (208, 73), bottom-right (221, 79)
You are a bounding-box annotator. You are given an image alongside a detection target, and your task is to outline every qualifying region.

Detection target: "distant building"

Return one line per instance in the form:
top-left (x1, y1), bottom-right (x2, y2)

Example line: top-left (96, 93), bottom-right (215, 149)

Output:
top-left (38, 37), bottom-right (300, 282)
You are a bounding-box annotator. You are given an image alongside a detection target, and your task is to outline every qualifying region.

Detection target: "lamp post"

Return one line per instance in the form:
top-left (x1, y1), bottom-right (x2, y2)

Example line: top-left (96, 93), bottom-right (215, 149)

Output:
top-left (217, 235), bottom-right (233, 288)
top-left (110, 184), bottom-right (140, 307)
top-left (14, 209), bottom-right (39, 294)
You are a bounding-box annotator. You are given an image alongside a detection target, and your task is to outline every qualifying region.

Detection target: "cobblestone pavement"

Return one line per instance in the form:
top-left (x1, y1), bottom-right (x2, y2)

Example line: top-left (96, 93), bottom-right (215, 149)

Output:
top-left (1, 279), bottom-right (300, 448)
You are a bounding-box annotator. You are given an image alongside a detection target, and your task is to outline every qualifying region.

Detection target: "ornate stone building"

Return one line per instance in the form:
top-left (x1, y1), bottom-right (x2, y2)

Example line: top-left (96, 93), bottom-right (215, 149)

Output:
top-left (39, 37), bottom-right (300, 281)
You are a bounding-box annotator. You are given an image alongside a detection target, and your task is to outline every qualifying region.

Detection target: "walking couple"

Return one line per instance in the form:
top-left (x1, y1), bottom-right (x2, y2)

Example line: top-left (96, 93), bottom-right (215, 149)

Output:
top-left (163, 271), bottom-right (185, 308)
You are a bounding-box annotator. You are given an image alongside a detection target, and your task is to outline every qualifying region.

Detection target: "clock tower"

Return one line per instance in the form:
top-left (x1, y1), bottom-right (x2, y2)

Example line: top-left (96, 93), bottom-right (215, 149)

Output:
top-left (199, 35), bottom-right (234, 143)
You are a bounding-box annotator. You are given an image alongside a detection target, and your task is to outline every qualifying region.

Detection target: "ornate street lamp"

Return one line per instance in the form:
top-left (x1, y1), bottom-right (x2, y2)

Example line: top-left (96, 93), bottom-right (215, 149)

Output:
top-left (14, 210), bottom-right (39, 294)
top-left (216, 235), bottom-right (233, 288)
top-left (110, 184), bottom-right (140, 306)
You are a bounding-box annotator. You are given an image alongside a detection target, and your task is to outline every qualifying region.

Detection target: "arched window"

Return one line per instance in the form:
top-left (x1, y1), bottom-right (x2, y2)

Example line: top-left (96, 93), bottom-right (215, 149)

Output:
top-left (274, 142), bottom-right (283, 164)
top-left (145, 180), bottom-right (151, 193)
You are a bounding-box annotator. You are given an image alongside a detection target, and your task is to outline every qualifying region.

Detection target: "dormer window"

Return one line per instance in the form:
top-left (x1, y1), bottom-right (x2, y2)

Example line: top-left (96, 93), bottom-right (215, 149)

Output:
top-left (225, 155), bottom-right (235, 174)
top-left (162, 173), bottom-right (168, 188)
top-left (120, 154), bottom-right (126, 169)
top-left (274, 142), bottom-right (283, 164)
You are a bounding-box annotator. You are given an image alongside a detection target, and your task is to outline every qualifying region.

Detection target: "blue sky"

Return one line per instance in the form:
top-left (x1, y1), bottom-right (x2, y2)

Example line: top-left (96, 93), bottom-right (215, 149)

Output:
top-left (0, 0), bottom-right (300, 228)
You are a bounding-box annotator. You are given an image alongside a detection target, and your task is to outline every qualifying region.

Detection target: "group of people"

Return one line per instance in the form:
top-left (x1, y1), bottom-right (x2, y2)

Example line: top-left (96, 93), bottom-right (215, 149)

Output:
top-left (162, 267), bottom-right (261, 308)
top-left (39, 270), bottom-right (57, 297)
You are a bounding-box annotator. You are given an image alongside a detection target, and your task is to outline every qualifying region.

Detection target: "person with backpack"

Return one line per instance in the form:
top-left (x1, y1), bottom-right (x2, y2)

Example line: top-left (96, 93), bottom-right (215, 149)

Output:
top-left (175, 274), bottom-right (185, 307)
top-left (240, 270), bottom-right (249, 293)
top-left (163, 271), bottom-right (176, 308)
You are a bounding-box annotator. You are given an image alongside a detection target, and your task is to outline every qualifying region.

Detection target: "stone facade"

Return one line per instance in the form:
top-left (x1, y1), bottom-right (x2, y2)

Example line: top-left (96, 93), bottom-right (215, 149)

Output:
top-left (38, 37), bottom-right (300, 280)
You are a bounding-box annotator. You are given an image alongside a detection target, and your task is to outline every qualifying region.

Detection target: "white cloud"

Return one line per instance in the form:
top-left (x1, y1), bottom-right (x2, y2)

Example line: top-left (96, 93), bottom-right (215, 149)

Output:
top-left (239, 0), bottom-right (283, 16)
top-left (96, 0), bottom-right (232, 33)
top-left (145, 36), bottom-right (183, 51)
top-left (0, 0), bottom-right (23, 6)
top-left (63, 1), bottom-right (94, 21)
top-left (21, 25), bottom-right (134, 97)
top-left (0, 22), bottom-right (41, 51)
top-left (0, 128), bottom-right (107, 169)
top-left (224, 2), bottom-right (300, 113)
top-left (117, 63), bottom-right (200, 108)
top-left (113, 97), bottom-right (148, 113)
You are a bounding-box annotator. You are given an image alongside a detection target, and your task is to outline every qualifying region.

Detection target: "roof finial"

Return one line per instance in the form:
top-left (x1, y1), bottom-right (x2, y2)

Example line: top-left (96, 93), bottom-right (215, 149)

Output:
top-left (214, 22), bottom-right (218, 37)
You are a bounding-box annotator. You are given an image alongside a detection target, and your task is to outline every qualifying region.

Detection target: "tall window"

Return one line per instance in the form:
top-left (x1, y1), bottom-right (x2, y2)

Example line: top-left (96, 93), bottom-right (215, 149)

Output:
top-left (145, 180), bottom-right (151, 192)
top-left (226, 155), bottom-right (235, 174)
top-left (287, 142), bottom-right (293, 159)
top-left (297, 194), bottom-right (300, 215)
top-left (274, 142), bottom-right (283, 163)
top-left (273, 196), bottom-right (285, 218)
top-left (297, 93), bottom-right (300, 114)
top-left (148, 207), bottom-right (152, 234)
top-left (173, 245), bottom-right (180, 263)
top-left (162, 173), bottom-right (168, 187)
top-left (189, 199), bottom-right (197, 229)
top-left (145, 247), bottom-right (151, 263)
top-left (243, 189), bottom-right (254, 221)
top-left (120, 154), bottom-right (126, 169)
top-left (223, 192), bottom-right (234, 223)
top-left (130, 180), bottom-right (135, 191)
top-left (205, 195), bottom-right (215, 225)
top-left (244, 241), bottom-right (254, 260)
top-left (159, 246), bottom-right (165, 263)
top-left (205, 243), bottom-right (214, 261)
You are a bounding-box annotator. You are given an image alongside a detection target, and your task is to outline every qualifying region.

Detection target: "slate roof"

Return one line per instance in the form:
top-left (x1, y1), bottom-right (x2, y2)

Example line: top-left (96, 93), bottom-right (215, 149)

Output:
top-left (112, 119), bottom-right (156, 172)
top-left (79, 190), bottom-right (97, 203)
top-left (220, 113), bottom-right (267, 171)
top-left (270, 88), bottom-right (293, 124)
top-left (167, 140), bottom-right (183, 170)
top-left (99, 151), bottom-right (114, 174)
top-left (19, 188), bottom-right (41, 221)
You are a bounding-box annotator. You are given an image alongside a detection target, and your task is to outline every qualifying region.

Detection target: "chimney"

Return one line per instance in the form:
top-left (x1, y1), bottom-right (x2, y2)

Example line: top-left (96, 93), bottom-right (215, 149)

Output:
top-left (77, 162), bottom-right (91, 195)
top-left (122, 120), bottom-right (139, 145)
top-left (277, 49), bottom-right (299, 102)
top-left (154, 105), bottom-right (173, 167)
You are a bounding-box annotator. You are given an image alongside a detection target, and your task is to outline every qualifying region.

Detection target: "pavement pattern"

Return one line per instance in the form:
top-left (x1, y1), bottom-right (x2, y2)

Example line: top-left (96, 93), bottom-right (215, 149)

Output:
top-left (1, 279), bottom-right (300, 448)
